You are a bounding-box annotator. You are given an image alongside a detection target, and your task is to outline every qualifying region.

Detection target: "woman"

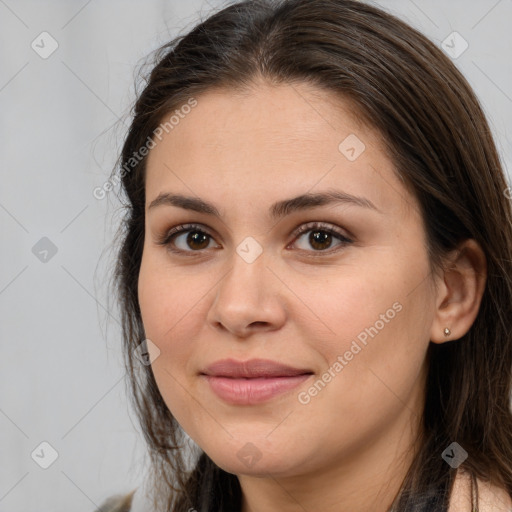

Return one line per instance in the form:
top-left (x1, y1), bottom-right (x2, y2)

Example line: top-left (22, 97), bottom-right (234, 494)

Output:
top-left (99, 0), bottom-right (512, 510)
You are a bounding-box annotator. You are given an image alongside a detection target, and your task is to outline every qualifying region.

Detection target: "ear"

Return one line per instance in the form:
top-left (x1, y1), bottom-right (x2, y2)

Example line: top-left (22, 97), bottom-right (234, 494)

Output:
top-left (429, 239), bottom-right (487, 344)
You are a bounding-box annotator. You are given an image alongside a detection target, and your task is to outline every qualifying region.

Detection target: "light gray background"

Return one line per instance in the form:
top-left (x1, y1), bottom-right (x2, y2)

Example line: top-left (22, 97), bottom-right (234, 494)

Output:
top-left (1, 1), bottom-right (510, 511)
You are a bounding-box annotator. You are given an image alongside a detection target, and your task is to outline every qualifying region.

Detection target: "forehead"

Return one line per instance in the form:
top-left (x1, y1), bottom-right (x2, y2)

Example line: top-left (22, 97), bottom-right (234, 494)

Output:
top-left (144, 82), bottom-right (416, 219)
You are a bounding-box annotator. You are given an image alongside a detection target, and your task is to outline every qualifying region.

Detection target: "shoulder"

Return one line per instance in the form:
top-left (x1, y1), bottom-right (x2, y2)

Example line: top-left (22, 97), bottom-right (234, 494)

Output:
top-left (448, 470), bottom-right (512, 512)
top-left (96, 489), bottom-right (136, 512)
top-left (475, 478), bottom-right (512, 511)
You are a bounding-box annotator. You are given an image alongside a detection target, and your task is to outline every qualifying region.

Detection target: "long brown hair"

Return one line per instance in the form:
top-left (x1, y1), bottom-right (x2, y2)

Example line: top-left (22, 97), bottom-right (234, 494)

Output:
top-left (106, 1), bottom-right (512, 510)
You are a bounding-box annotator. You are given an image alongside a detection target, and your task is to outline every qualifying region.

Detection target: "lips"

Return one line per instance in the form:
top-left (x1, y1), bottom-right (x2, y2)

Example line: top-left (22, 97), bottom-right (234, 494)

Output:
top-left (200, 358), bottom-right (314, 405)
top-left (201, 358), bottom-right (313, 378)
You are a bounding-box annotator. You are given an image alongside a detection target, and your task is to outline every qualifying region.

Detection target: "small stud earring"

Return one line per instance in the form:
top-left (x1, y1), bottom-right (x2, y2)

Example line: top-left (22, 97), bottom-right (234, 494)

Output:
top-left (443, 327), bottom-right (451, 337)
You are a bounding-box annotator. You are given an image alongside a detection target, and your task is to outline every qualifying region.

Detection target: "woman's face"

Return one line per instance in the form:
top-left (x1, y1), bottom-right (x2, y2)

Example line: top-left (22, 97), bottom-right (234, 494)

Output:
top-left (138, 82), bottom-right (438, 479)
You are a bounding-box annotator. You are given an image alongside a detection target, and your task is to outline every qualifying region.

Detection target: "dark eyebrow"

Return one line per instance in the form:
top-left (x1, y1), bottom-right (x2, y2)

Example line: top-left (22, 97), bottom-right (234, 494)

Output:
top-left (147, 190), bottom-right (381, 219)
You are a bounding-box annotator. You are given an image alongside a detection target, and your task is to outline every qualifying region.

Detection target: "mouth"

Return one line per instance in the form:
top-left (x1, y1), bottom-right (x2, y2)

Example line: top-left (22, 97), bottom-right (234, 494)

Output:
top-left (201, 357), bottom-right (313, 378)
top-left (200, 358), bottom-right (314, 404)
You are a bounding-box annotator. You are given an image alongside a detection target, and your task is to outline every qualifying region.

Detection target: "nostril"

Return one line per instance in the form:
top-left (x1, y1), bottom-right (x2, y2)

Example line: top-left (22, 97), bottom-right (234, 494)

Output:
top-left (249, 321), bottom-right (269, 328)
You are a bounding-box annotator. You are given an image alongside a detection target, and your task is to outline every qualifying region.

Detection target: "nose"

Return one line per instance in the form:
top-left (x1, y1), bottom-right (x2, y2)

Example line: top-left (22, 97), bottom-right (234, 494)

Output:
top-left (206, 245), bottom-right (287, 338)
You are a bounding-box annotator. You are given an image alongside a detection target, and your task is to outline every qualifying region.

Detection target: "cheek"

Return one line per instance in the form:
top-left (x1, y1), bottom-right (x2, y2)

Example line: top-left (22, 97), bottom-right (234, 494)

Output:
top-left (295, 256), bottom-right (432, 386)
top-left (137, 254), bottom-right (210, 413)
top-left (293, 280), bottom-right (429, 449)
top-left (138, 251), bottom-right (204, 342)
top-left (289, 263), bottom-right (405, 352)
top-left (138, 259), bottom-right (188, 377)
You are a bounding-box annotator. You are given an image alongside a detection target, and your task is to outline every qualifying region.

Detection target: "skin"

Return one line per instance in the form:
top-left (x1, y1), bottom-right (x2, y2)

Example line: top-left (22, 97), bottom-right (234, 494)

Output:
top-left (137, 80), bottom-right (487, 512)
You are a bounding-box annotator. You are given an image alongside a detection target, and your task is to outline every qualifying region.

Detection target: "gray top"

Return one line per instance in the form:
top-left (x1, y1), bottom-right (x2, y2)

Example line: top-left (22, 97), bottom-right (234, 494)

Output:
top-left (96, 487), bottom-right (151, 512)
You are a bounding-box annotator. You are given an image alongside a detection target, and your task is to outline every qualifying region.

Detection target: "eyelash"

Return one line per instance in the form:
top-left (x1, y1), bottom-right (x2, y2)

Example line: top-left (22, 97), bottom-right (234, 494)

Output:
top-left (155, 222), bottom-right (354, 257)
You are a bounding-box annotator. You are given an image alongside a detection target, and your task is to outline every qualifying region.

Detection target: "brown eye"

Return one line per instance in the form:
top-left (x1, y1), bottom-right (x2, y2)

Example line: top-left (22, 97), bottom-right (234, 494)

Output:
top-left (291, 222), bottom-right (353, 253)
top-left (308, 230), bottom-right (333, 250)
top-left (185, 230), bottom-right (211, 250)
top-left (156, 224), bottom-right (218, 254)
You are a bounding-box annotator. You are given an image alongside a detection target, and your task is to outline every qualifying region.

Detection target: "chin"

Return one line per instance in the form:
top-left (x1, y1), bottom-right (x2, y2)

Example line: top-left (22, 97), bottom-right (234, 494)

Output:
top-left (204, 444), bottom-right (302, 478)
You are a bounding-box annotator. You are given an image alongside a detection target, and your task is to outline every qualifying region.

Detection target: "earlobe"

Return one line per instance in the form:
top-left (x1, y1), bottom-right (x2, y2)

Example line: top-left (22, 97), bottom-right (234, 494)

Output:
top-left (429, 239), bottom-right (487, 344)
